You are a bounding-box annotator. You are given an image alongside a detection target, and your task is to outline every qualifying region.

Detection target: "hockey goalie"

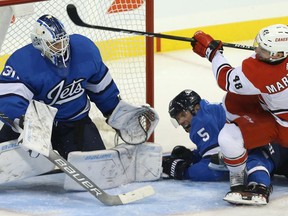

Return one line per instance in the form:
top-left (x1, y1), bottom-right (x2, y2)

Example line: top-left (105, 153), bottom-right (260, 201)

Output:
top-left (0, 99), bottom-right (161, 189)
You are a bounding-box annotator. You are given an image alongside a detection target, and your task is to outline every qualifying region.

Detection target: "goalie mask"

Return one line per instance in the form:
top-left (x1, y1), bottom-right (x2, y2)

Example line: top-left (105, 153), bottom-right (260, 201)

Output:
top-left (168, 90), bottom-right (201, 128)
top-left (31, 14), bottom-right (70, 68)
top-left (253, 24), bottom-right (288, 63)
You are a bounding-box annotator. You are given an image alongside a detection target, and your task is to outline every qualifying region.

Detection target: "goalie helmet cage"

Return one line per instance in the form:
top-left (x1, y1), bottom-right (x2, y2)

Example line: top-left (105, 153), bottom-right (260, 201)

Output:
top-left (0, 0), bottom-right (155, 144)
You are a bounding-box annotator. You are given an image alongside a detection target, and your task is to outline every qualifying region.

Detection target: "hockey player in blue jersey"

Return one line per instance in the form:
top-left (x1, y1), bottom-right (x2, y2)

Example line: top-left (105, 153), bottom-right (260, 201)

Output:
top-left (162, 90), bottom-right (288, 205)
top-left (163, 90), bottom-right (228, 182)
top-left (0, 14), bottom-right (158, 159)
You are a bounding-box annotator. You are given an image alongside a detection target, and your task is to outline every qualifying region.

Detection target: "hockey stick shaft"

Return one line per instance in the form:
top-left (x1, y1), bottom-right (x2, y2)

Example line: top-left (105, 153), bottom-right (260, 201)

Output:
top-left (0, 112), bottom-right (155, 206)
top-left (66, 4), bottom-right (254, 51)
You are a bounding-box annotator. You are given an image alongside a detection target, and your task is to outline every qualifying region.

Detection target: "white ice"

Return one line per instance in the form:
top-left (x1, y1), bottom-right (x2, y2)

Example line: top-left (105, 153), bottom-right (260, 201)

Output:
top-left (2, 46), bottom-right (288, 216)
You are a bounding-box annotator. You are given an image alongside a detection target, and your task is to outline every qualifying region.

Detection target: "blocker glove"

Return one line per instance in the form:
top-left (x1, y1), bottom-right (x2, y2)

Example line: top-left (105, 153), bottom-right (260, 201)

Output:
top-left (171, 145), bottom-right (194, 163)
top-left (191, 31), bottom-right (223, 62)
top-left (171, 145), bottom-right (201, 164)
top-left (162, 157), bottom-right (190, 180)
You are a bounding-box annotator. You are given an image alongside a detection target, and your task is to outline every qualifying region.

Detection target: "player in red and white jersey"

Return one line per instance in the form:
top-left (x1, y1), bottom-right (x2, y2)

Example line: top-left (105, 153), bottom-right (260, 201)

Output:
top-left (216, 42), bottom-right (288, 127)
top-left (190, 24), bottom-right (288, 201)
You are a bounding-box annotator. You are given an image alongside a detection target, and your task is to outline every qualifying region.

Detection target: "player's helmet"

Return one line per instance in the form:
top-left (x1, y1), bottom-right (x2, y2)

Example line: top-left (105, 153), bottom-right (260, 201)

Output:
top-left (168, 89), bottom-right (201, 119)
top-left (31, 14), bottom-right (70, 68)
top-left (253, 24), bottom-right (288, 62)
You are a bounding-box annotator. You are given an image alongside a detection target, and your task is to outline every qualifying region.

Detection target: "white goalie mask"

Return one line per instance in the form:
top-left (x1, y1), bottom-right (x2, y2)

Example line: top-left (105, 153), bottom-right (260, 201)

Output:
top-left (253, 24), bottom-right (288, 63)
top-left (31, 14), bottom-right (70, 68)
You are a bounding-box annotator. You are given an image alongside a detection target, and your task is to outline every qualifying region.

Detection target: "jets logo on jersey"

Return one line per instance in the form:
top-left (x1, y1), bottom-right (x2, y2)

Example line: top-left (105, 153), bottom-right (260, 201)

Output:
top-left (47, 78), bottom-right (85, 105)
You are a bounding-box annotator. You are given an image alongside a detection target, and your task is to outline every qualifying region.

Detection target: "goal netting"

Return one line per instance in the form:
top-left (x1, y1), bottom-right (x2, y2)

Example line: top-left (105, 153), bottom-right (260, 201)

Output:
top-left (0, 0), bottom-right (154, 148)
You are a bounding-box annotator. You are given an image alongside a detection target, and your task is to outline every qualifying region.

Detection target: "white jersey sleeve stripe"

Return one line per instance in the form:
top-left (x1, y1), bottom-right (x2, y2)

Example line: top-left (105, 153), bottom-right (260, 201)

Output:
top-left (0, 82), bottom-right (34, 101)
top-left (213, 52), bottom-right (261, 95)
top-left (86, 71), bottom-right (113, 94)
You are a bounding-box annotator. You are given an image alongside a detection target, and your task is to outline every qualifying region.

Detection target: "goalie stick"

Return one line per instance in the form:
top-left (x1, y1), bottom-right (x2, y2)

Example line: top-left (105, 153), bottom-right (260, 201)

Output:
top-left (0, 109), bottom-right (155, 206)
top-left (66, 4), bottom-right (254, 51)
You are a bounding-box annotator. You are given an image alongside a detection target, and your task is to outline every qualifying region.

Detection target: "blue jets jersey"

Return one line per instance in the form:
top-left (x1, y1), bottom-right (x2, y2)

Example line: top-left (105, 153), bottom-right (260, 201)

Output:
top-left (0, 34), bottom-right (120, 121)
top-left (189, 99), bottom-right (226, 157)
top-left (184, 100), bottom-right (229, 181)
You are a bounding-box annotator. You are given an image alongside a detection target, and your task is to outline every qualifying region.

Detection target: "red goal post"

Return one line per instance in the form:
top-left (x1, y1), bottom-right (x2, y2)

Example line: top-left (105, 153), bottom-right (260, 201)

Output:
top-left (0, 0), bottom-right (46, 7)
top-left (0, 0), bottom-right (155, 145)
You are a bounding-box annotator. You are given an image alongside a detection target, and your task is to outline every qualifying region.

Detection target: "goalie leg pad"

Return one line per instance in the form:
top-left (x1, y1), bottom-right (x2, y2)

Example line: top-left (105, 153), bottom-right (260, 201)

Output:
top-left (64, 143), bottom-right (162, 190)
top-left (64, 148), bottom-right (129, 190)
top-left (0, 140), bottom-right (55, 183)
top-left (135, 143), bottom-right (162, 181)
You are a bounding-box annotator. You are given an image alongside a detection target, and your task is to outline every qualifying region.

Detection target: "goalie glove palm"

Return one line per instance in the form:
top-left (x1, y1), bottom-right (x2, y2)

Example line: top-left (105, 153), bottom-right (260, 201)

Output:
top-left (107, 100), bottom-right (159, 145)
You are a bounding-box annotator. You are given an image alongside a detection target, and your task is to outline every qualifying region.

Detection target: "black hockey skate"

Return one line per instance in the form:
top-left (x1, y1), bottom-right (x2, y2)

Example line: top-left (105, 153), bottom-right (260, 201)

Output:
top-left (224, 183), bottom-right (272, 205)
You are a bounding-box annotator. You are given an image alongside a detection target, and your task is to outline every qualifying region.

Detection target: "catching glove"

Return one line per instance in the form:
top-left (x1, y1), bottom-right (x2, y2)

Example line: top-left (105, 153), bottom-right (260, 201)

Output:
top-left (191, 31), bottom-right (223, 62)
top-left (107, 100), bottom-right (159, 145)
top-left (162, 157), bottom-right (190, 180)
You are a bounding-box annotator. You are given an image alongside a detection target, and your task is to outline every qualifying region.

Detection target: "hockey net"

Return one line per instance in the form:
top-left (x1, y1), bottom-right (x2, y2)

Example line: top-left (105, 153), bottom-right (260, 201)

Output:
top-left (0, 0), bottom-right (154, 148)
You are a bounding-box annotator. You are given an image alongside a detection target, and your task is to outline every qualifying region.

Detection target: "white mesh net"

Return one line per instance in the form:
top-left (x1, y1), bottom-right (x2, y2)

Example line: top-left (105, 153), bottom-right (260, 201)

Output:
top-left (0, 0), bottom-right (149, 148)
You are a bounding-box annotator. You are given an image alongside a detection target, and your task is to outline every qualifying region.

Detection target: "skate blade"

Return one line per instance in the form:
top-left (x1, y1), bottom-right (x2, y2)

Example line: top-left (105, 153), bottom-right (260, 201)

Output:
top-left (223, 192), bottom-right (267, 205)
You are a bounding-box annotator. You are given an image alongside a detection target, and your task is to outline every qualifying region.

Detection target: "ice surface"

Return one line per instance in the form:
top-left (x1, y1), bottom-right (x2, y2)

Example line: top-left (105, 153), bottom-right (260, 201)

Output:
top-left (2, 46), bottom-right (288, 216)
top-left (1, 173), bottom-right (288, 216)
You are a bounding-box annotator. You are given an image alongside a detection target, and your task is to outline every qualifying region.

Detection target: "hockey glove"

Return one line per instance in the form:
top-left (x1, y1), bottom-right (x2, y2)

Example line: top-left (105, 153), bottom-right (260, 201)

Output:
top-left (107, 100), bottom-right (159, 145)
top-left (162, 157), bottom-right (190, 180)
top-left (191, 31), bottom-right (223, 62)
top-left (171, 145), bottom-right (194, 162)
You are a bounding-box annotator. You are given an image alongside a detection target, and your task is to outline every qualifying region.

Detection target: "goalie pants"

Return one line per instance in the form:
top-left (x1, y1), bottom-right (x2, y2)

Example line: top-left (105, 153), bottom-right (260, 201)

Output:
top-left (52, 116), bottom-right (106, 159)
top-left (0, 124), bottom-right (20, 142)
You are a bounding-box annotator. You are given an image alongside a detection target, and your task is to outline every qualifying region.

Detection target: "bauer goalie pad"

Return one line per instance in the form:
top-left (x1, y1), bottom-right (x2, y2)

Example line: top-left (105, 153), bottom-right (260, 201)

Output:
top-left (107, 100), bottom-right (159, 145)
top-left (64, 142), bottom-right (162, 190)
top-left (0, 139), bottom-right (54, 184)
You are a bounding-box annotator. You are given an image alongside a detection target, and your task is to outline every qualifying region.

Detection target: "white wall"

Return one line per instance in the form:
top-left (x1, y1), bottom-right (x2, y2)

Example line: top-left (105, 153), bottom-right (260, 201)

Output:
top-left (154, 0), bottom-right (288, 32)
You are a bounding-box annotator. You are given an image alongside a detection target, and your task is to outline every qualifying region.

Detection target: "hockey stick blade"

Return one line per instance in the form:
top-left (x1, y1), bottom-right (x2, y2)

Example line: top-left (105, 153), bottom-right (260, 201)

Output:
top-left (66, 4), bottom-right (254, 51)
top-left (0, 110), bottom-right (155, 206)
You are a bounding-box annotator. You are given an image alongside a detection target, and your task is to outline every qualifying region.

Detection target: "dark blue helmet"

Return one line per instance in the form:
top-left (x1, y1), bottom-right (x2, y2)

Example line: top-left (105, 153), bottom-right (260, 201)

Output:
top-left (169, 89), bottom-right (201, 118)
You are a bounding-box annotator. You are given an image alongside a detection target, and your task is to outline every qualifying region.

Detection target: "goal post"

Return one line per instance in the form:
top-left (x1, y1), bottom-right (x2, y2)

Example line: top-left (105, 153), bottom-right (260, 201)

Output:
top-left (0, 0), bottom-right (154, 147)
top-left (0, 0), bottom-right (46, 7)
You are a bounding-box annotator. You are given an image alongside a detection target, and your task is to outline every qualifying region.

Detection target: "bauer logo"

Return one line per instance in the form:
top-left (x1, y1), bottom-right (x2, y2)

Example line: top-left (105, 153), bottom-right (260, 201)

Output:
top-left (0, 142), bottom-right (20, 152)
top-left (84, 153), bottom-right (113, 161)
top-left (54, 158), bottom-right (102, 196)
